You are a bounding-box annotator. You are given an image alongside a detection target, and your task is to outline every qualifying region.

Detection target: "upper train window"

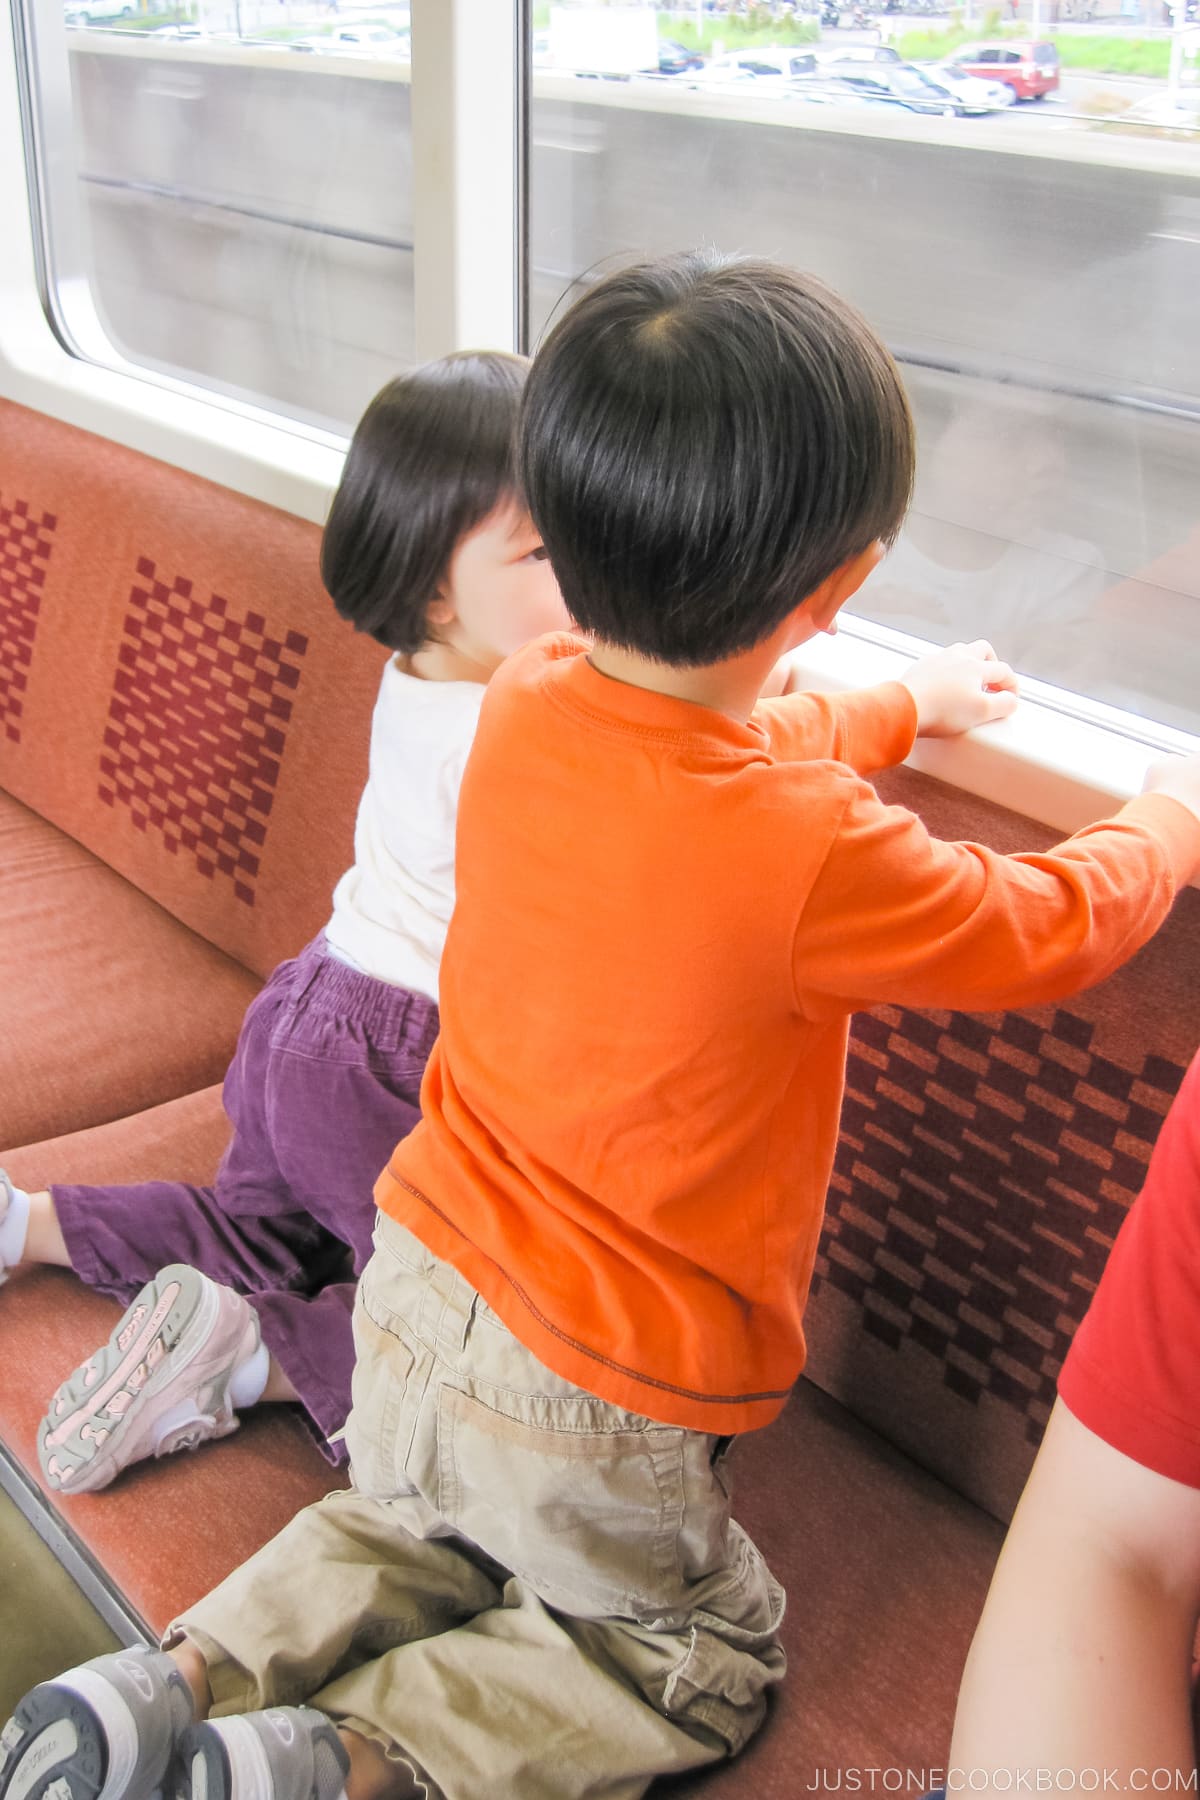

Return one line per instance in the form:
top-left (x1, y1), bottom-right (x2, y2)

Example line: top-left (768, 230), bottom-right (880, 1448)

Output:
top-left (528, 0), bottom-right (1200, 737)
top-left (15, 0), bottom-right (415, 432)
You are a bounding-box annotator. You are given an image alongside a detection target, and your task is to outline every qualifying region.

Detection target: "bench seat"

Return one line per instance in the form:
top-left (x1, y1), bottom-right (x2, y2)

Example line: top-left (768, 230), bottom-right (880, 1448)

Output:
top-left (1, 1079), bottom-right (1002, 1789)
top-left (0, 793), bottom-right (259, 1148)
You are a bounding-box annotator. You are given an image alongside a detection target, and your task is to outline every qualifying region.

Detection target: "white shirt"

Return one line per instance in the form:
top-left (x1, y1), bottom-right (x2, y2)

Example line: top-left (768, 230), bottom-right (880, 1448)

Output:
top-left (324, 660), bottom-right (485, 1001)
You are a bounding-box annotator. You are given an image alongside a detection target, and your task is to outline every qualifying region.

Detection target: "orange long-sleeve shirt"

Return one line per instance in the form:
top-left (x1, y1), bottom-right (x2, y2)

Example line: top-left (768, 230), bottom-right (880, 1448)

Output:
top-left (377, 636), bottom-right (1200, 1433)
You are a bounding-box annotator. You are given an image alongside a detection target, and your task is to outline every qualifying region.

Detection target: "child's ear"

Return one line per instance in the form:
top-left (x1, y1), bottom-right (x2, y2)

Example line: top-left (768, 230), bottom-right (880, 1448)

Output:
top-left (426, 596), bottom-right (457, 631)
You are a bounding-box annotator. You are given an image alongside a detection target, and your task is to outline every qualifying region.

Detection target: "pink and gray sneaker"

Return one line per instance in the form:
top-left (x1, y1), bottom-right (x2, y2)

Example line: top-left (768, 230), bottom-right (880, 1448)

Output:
top-left (0, 1169), bottom-right (20, 1287)
top-left (38, 1265), bottom-right (261, 1494)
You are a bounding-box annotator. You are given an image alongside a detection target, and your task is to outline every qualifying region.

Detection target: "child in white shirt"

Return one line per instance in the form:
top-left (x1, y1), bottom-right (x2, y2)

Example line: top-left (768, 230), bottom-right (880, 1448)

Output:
top-left (0, 351), bottom-right (566, 1491)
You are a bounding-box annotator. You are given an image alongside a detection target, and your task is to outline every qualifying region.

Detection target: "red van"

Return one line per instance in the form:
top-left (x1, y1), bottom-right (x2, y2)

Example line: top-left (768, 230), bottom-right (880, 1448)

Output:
top-left (942, 40), bottom-right (1060, 99)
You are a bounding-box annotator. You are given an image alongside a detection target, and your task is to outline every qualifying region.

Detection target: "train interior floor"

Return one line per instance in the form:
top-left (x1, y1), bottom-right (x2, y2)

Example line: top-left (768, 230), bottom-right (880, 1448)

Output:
top-left (0, 1488), bottom-right (119, 1717)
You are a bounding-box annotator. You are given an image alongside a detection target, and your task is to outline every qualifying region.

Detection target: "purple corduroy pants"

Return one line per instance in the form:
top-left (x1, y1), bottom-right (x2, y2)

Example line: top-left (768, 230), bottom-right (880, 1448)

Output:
top-left (52, 935), bottom-right (439, 1461)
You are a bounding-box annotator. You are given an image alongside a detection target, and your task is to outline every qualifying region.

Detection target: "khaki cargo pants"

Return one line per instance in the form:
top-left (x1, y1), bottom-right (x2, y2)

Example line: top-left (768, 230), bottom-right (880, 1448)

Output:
top-left (171, 1213), bottom-right (786, 1800)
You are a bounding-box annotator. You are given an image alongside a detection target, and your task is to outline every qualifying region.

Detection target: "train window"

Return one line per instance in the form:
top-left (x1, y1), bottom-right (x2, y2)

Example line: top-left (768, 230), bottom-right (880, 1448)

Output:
top-left (14, 0), bottom-right (416, 432)
top-left (528, 1), bottom-right (1200, 737)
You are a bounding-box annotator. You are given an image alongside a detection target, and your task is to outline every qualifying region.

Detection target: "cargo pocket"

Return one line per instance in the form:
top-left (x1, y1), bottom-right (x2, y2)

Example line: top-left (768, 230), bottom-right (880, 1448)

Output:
top-left (343, 1293), bottom-right (416, 1500)
top-left (653, 1529), bottom-right (787, 1755)
top-left (437, 1384), bottom-right (689, 1622)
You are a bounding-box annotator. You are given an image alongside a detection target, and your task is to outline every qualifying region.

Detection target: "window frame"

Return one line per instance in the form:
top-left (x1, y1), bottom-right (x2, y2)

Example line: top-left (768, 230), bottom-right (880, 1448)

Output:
top-left (0, 0), bottom-right (519, 517)
top-left (0, 0), bottom-right (1195, 846)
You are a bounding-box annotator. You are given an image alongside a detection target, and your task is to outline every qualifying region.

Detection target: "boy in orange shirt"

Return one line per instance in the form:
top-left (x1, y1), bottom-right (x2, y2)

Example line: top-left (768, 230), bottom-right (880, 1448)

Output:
top-left (6, 253), bottom-right (1200, 1800)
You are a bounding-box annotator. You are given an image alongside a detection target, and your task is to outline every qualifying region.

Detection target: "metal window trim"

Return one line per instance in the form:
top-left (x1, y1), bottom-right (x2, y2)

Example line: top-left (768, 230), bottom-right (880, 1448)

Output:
top-left (410, 0), bottom-right (519, 361)
top-left (0, 1442), bottom-right (154, 1650)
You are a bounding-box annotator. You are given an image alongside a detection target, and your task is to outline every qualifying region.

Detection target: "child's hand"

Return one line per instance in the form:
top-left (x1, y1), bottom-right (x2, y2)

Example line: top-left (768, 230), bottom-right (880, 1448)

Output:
top-left (1142, 752), bottom-right (1200, 830)
top-left (901, 641), bottom-right (1019, 740)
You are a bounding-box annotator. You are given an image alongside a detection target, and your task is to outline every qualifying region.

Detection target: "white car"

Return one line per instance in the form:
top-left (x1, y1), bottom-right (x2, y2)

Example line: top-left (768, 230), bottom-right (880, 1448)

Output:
top-left (687, 48), bottom-right (818, 93)
top-left (290, 24), bottom-right (410, 57)
top-left (928, 61), bottom-right (1015, 109)
top-left (813, 44), bottom-right (903, 67)
top-left (64, 0), bottom-right (135, 23)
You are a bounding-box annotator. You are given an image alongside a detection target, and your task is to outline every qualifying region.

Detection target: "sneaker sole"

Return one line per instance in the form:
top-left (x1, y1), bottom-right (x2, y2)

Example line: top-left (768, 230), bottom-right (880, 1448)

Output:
top-left (177, 1727), bottom-right (239, 1800)
top-left (0, 1667), bottom-right (142, 1800)
top-left (179, 1715), bottom-right (344, 1800)
top-left (38, 1267), bottom-right (220, 1495)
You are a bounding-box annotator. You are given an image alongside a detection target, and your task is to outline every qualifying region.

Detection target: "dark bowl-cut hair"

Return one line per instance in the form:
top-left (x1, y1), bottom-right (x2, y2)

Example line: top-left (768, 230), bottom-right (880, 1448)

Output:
top-left (519, 252), bottom-right (915, 667)
top-left (322, 350), bottom-right (528, 655)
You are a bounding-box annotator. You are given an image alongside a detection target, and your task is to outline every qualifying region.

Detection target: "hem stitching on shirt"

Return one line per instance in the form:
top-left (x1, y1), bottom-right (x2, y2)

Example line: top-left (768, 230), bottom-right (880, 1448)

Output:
top-left (384, 1170), bottom-right (794, 1410)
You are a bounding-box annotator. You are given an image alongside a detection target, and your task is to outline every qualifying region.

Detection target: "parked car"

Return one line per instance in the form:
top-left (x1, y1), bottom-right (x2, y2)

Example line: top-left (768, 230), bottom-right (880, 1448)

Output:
top-left (821, 59), bottom-right (977, 113)
top-left (688, 48), bottom-right (819, 89)
top-left (64, 0), bottom-right (134, 23)
top-left (940, 40), bottom-right (1059, 100)
top-left (649, 39), bottom-right (706, 75)
top-left (290, 24), bottom-right (410, 56)
top-left (783, 75), bottom-right (880, 106)
top-left (927, 60), bottom-right (1015, 107)
top-left (815, 42), bottom-right (903, 65)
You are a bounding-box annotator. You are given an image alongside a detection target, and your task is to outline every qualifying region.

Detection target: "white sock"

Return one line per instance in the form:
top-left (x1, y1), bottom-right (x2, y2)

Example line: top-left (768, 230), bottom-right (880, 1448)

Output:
top-left (0, 1183), bottom-right (31, 1268)
top-left (228, 1339), bottom-right (270, 1410)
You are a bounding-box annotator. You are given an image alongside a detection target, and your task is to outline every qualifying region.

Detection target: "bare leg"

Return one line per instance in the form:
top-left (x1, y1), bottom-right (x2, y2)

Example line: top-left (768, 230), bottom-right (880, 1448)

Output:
top-left (21, 1191), bottom-right (72, 1268)
top-left (340, 1730), bottom-right (421, 1800)
top-left (168, 1643), bottom-right (214, 1718)
top-left (262, 1355), bottom-right (301, 1405)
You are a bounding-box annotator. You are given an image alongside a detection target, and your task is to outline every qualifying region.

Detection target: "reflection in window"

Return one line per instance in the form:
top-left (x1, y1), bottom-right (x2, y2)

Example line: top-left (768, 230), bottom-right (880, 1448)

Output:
top-left (528, 0), bottom-right (1200, 735)
top-left (20, 3), bottom-right (415, 430)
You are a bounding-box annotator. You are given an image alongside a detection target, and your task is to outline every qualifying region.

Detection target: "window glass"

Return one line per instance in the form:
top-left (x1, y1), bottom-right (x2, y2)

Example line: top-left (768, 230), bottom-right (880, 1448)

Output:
top-left (529, 0), bottom-right (1200, 734)
top-left (19, 0), bottom-right (414, 431)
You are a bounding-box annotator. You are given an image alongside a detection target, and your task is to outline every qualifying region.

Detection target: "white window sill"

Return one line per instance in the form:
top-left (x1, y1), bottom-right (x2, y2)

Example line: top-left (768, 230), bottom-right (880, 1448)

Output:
top-left (0, 298), bottom-right (344, 524)
top-left (791, 619), bottom-right (1200, 890)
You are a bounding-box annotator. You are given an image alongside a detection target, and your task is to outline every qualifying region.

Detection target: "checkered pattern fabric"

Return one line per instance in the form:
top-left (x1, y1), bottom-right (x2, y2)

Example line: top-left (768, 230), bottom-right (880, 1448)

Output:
top-left (98, 558), bottom-right (309, 907)
top-left (815, 1004), bottom-right (1188, 1443)
top-left (0, 495), bottom-right (56, 746)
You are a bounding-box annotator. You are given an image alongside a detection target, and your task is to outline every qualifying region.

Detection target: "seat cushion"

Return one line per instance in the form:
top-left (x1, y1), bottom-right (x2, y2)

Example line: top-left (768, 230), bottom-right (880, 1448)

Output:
top-left (2, 1092), bottom-right (1002, 1771)
top-left (0, 1088), bottom-right (342, 1632)
top-left (0, 791), bottom-right (261, 1147)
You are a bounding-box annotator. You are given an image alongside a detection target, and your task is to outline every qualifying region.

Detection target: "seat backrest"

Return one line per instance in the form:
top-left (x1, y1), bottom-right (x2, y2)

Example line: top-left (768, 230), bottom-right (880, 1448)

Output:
top-left (805, 764), bottom-right (1200, 1524)
top-left (0, 400), bottom-right (385, 977)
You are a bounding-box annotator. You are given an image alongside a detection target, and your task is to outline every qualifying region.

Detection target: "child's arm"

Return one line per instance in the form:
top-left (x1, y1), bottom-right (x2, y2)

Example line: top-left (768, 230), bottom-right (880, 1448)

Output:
top-left (948, 1399), bottom-right (1200, 1797)
top-left (757, 641), bottom-right (1017, 777)
top-left (790, 753), bottom-right (1200, 1016)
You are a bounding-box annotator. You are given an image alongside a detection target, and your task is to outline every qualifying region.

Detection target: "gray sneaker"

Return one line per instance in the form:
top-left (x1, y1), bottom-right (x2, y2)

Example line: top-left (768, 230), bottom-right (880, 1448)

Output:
top-left (179, 1711), bottom-right (349, 1800)
top-left (0, 1649), bottom-right (194, 1800)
